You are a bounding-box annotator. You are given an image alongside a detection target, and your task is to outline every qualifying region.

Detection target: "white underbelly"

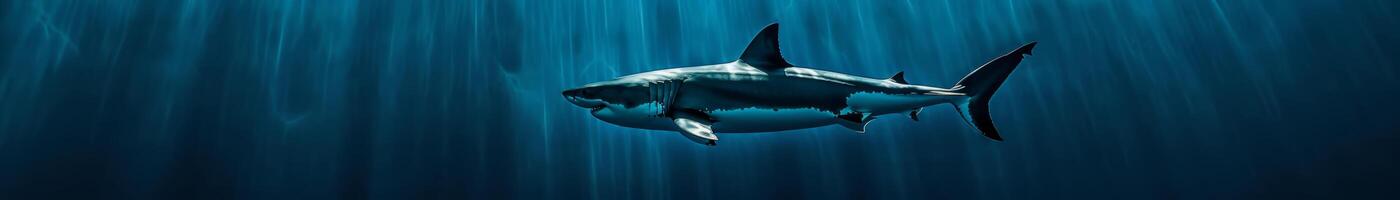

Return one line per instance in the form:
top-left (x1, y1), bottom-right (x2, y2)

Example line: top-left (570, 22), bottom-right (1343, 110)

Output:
top-left (591, 102), bottom-right (676, 131)
top-left (707, 108), bottom-right (839, 133)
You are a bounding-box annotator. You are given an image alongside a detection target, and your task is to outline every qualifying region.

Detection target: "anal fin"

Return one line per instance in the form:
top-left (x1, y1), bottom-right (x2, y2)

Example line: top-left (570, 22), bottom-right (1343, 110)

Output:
top-left (909, 108), bottom-right (923, 121)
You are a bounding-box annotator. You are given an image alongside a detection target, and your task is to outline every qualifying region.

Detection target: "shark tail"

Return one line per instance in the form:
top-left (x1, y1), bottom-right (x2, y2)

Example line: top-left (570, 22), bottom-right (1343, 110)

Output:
top-left (951, 42), bottom-right (1036, 141)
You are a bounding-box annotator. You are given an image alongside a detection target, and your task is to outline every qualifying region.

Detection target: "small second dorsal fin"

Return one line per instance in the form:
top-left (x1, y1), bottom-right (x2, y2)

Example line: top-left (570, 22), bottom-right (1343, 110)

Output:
top-left (739, 23), bottom-right (792, 71)
top-left (888, 71), bottom-right (908, 84)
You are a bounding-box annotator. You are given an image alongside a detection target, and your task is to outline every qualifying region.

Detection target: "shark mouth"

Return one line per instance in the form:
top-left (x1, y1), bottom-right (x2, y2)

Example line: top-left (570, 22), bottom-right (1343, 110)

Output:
top-left (589, 105), bottom-right (606, 113)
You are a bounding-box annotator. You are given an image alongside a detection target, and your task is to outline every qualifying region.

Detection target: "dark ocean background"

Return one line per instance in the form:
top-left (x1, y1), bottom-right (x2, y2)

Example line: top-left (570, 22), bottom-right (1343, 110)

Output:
top-left (3, 0), bottom-right (1398, 199)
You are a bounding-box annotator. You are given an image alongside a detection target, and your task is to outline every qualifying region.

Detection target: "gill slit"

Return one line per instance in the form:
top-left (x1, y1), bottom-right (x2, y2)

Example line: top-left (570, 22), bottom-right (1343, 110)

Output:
top-left (649, 81), bottom-right (680, 117)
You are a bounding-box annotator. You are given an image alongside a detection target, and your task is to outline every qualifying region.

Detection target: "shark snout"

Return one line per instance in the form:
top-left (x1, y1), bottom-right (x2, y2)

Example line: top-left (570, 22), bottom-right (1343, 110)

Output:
top-left (562, 88), bottom-right (606, 109)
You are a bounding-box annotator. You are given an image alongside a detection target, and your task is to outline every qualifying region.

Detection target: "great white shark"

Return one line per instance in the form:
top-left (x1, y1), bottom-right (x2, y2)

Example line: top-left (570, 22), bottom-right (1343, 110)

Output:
top-left (563, 23), bottom-right (1035, 146)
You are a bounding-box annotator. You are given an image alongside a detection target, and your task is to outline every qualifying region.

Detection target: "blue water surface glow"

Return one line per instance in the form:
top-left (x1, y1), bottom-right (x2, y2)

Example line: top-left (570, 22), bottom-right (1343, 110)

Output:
top-left (2, 0), bottom-right (1398, 199)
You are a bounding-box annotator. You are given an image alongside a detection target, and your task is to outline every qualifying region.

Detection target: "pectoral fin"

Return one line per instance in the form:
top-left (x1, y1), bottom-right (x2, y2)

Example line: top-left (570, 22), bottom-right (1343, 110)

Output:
top-left (673, 112), bottom-right (718, 146)
top-left (836, 112), bottom-right (871, 133)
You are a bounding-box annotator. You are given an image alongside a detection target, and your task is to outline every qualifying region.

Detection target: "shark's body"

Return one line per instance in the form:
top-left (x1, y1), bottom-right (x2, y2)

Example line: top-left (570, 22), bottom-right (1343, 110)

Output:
top-left (564, 24), bottom-right (1036, 145)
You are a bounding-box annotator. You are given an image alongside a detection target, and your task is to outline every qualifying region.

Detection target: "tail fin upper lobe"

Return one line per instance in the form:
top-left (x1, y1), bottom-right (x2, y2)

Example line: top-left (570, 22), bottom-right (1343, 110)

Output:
top-left (952, 42), bottom-right (1036, 141)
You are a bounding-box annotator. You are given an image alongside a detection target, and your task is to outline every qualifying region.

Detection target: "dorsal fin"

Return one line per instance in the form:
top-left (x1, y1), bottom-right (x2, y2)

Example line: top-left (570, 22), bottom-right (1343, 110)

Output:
top-left (888, 71), bottom-right (908, 84)
top-left (739, 23), bottom-right (791, 70)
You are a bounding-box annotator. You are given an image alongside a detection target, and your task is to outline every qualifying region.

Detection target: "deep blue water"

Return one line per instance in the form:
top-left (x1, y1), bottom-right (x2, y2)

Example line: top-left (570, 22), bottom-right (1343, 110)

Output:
top-left (3, 0), bottom-right (1398, 199)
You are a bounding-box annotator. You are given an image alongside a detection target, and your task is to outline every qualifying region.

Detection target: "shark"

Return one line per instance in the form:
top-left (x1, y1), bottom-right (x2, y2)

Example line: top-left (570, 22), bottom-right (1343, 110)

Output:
top-left (563, 23), bottom-right (1035, 146)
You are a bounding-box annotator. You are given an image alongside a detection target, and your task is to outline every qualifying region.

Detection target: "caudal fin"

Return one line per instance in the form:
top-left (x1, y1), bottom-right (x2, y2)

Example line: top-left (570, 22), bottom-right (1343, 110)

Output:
top-left (952, 42), bottom-right (1036, 141)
